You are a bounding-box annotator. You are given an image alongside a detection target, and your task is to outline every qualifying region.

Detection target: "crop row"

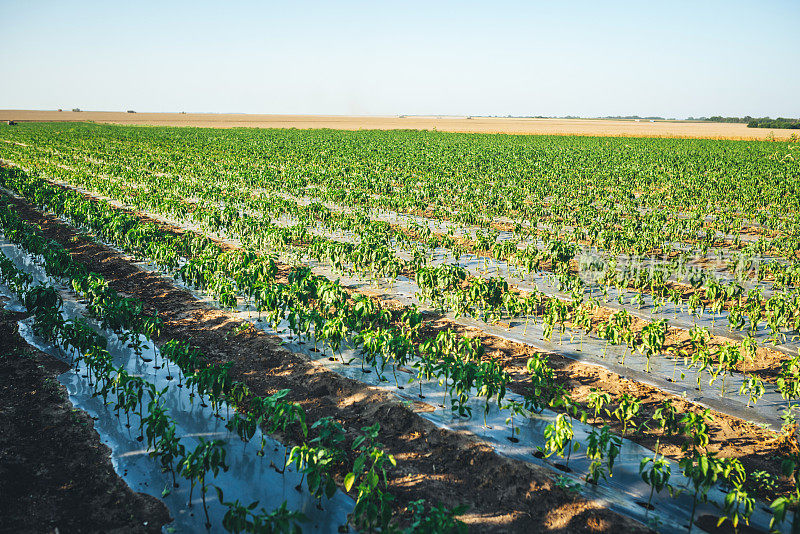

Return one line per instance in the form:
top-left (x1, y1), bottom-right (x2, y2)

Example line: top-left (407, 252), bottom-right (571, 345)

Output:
top-left (2, 160), bottom-right (795, 416)
top-left (1, 165), bottom-right (796, 531)
top-left (2, 125), bottom-right (799, 262)
top-left (3, 138), bottom-right (798, 358)
top-left (6, 134), bottom-right (799, 292)
top-left (0, 204), bottom-right (467, 533)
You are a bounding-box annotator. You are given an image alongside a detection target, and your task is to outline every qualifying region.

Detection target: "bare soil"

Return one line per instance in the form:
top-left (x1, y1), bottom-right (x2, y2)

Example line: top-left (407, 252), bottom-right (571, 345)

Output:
top-left (0, 307), bottom-right (171, 534)
top-left (2, 110), bottom-right (799, 140)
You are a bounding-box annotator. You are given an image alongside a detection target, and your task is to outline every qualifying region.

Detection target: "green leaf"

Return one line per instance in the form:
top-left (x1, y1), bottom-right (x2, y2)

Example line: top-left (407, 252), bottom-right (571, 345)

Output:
top-left (344, 472), bottom-right (355, 492)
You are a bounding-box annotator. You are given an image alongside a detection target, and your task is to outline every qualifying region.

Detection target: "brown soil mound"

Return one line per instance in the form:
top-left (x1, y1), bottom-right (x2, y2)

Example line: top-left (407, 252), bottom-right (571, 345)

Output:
top-left (0, 307), bottom-right (171, 534)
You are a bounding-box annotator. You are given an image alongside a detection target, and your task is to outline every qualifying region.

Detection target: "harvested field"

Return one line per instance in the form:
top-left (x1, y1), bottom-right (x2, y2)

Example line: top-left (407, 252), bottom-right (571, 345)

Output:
top-left (1, 109), bottom-right (798, 140)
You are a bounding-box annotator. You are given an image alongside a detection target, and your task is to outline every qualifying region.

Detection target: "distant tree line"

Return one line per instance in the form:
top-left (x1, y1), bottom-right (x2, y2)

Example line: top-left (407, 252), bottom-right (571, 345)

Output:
top-left (746, 117), bottom-right (800, 129)
top-left (687, 116), bottom-right (751, 123)
top-left (687, 116), bottom-right (800, 129)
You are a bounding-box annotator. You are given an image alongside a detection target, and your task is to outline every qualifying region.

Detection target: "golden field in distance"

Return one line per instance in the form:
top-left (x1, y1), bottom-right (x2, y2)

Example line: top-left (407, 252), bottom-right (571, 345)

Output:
top-left (1, 109), bottom-right (797, 140)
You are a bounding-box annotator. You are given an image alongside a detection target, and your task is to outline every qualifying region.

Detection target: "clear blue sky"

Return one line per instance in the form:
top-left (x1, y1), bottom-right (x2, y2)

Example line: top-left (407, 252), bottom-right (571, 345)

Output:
top-left (1, 0), bottom-right (798, 118)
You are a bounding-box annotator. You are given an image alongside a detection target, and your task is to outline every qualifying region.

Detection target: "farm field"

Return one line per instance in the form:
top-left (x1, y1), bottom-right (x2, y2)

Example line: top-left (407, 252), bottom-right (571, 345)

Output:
top-left (1, 121), bottom-right (800, 533)
top-left (3, 109), bottom-right (800, 140)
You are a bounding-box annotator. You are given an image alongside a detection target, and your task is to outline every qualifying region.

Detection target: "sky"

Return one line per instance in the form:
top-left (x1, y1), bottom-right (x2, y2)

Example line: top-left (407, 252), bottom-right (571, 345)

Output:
top-left (1, 0), bottom-right (798, 118)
